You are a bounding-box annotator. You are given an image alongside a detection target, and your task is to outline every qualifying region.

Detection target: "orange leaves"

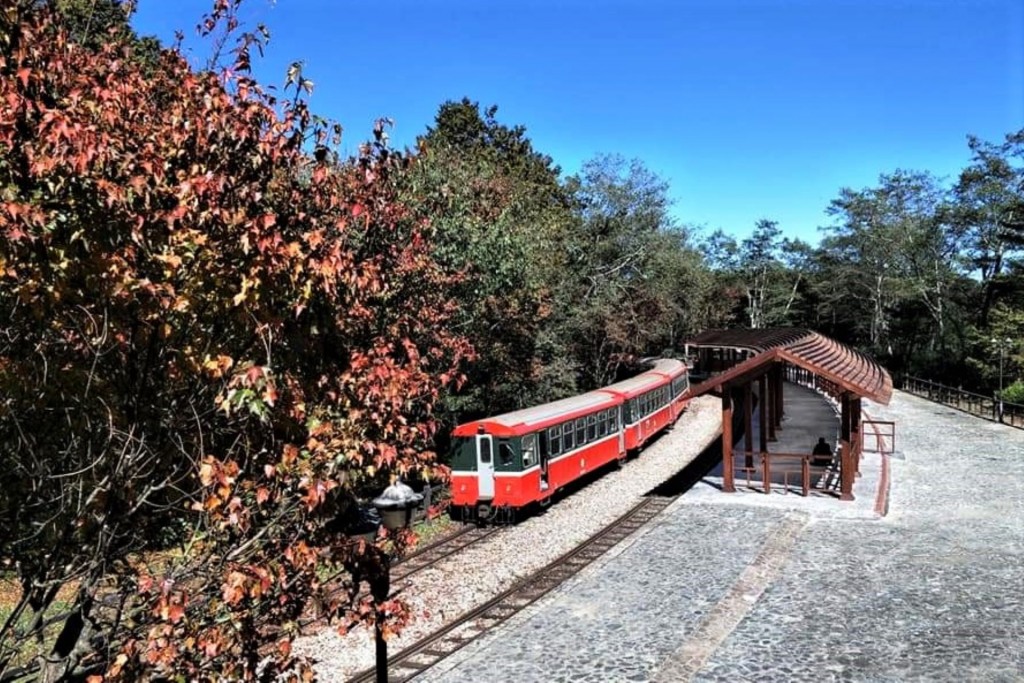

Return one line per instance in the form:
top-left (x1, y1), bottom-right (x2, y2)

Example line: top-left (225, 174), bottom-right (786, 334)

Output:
top-left (157, 598), bottom-right (186, 625)
top-left (281, 443), bottom-right (299, 467)
top-left (221, 570), bottom-right (248, 606)
top-left (0, 6), bottom-right (473, 680)
top-left (202, 354), bottom-right (235, 379)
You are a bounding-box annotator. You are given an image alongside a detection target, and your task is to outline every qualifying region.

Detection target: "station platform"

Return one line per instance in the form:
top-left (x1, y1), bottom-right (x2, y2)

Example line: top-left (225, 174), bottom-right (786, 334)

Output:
top-left (690, 381), bottom-right (886, 518)
top-left (417, 389), bottom-right (1024, 682)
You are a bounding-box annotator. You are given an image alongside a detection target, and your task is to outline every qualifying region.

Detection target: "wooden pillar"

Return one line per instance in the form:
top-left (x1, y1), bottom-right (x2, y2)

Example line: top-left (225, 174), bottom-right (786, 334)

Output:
top-left (767, 369), bottom-right (777, 442)
top-left (840, 393), bottom-right (854, 501)
top-left (852, 396), bottom-right (862, 476)
top-left (743, 382), bottom-right (754, 467)
top-left (722, 392), bottom-right (735, 493)
top-left (775, 366), bottom-right (784, 428)
top-left (758, 373), bottom-right (768, 453)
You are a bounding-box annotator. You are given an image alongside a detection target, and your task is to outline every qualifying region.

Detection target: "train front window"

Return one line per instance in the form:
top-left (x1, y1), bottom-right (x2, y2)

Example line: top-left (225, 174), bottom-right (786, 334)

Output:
top-left (500, 442), bottom-right (514, 467)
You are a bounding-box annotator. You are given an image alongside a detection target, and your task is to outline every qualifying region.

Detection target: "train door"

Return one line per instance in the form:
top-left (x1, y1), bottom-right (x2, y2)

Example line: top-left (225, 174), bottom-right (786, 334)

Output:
top-left (617, 405), bottom-right (626, 459)
top-left (476, 434), bottom-right (494, 499)
top-left (637, 394), bottom-right (648, 444)
top-left (538, 431), bottom-right (550, 491)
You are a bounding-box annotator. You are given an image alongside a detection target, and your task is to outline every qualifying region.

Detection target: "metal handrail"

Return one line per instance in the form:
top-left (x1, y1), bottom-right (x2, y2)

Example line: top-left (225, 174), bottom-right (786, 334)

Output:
top-left (903, 376), bottom-right (1024, 430)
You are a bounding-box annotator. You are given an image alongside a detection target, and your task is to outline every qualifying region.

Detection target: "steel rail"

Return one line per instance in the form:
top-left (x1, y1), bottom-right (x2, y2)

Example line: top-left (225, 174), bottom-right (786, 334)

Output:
top-left (390, 525), bottom-right (499, 583)
top-left (347, 494), bottom-right (678, 683)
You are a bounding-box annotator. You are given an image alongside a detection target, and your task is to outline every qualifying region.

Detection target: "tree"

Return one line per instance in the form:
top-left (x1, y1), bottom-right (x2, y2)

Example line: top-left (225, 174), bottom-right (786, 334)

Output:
top-left (408, 100), bottom-right (575, 420)
top-left (953, 130), bottom-right (1024, 323)
top-left (554, 155), bottom-right (704, 387)
top-left (0, 4), bottom-right (468, 680)
top-left (50, 0), bottom-right (161, 65)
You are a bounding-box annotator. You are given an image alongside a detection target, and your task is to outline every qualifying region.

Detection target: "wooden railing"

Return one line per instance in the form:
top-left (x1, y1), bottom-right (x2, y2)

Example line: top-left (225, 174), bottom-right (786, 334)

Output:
top-left (861, 419), bottom-right (895, 454)
top-left (736, 451), bottom-right (841, 497)
top-left (784, 364), bottom-right (843, 401)
top-left (902, 376), bottom-right (1024, 430)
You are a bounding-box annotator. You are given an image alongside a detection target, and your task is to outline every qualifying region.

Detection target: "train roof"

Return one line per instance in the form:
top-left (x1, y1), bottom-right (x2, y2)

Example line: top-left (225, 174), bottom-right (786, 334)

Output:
top-left (452, 358), bottom-right (688, 438)
top-left (452, 389), bottom-right (619, 438)
top-left (599, 358), bottom-right (687, 398)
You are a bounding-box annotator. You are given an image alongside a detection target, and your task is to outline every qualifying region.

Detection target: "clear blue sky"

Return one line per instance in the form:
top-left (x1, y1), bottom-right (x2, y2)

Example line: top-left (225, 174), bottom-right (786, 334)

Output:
top-left (132, 0), bottom-right (1024, 244)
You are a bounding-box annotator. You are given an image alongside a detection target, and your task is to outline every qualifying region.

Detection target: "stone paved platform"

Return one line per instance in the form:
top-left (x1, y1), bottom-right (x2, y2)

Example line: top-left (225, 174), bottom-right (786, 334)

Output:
top-left (416, 390), bottom-right (1024, 682)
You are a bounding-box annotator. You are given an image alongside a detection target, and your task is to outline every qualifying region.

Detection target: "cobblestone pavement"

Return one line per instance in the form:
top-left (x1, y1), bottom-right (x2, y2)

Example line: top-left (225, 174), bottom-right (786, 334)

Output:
top-left (417, 391), bottom-right (1024, 682)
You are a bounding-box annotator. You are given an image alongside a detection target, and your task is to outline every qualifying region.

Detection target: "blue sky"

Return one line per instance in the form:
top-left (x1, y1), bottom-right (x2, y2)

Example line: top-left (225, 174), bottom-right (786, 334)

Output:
top-left (132, 0), bottom-right (1024, 244)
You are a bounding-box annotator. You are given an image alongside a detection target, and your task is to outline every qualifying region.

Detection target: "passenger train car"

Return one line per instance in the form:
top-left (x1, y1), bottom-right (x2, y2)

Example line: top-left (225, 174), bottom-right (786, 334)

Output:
top-left (449, 359), bottom-right (691, 522)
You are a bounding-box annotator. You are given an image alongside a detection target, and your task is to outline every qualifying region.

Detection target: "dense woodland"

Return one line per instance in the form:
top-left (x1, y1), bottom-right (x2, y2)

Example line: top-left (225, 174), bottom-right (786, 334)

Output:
top-left (0, 1), bottom-right (1022, 680)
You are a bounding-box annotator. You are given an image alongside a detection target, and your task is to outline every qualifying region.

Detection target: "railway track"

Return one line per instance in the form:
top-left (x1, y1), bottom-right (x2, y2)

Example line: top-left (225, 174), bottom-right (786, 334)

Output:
top-left (391, 524), bottom-right (499, 583)
top-left (348, 494), bottom-right (679, 683)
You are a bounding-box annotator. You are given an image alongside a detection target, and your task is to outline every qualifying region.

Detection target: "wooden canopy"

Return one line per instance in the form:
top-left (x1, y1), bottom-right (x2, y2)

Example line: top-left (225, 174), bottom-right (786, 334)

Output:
top-left (686, 328), bottom-right (892, 405)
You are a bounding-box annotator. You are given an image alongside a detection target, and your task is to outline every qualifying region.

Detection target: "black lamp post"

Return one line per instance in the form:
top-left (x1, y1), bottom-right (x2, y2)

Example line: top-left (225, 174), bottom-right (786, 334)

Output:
top-left (370, 481), bottom-right (423, 683)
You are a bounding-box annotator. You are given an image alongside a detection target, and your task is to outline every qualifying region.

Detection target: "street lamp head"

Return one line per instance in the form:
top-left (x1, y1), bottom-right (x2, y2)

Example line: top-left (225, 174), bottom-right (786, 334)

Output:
top-left (372, 480), bottom-right (423, 531)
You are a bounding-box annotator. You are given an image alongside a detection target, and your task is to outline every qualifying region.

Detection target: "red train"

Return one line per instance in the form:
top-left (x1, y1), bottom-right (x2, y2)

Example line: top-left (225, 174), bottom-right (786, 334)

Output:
top-left (449, 359), bottom-right (691, 522)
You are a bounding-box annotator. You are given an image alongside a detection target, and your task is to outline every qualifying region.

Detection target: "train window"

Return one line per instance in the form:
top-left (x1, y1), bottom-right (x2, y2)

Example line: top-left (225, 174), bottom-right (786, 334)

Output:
top-left (549, 426), bottom-right (562, 455)
top-left (598, 411), bottom-right (608, 437)
top-left (587, 415), bottom-right (597, 441)
top-left (610, 409), bottom-right (618, 431)
top-left (628, 399), bottom-right (637, 423)
top-left (480, 439), bottom-right (492, 463)
top-left (523, 434), bottom-right (536, 467)
top-left (500, 442), bottom-right (514, 466)
top-left (576, 418), bottom-right (585, 445)
top-left (563, 421), bottom-right (575, 451)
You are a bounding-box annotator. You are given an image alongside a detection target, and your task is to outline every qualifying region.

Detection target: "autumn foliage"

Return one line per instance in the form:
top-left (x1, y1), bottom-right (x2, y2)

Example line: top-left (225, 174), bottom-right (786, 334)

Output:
top-left (0, 1), bottom-right (469, 680)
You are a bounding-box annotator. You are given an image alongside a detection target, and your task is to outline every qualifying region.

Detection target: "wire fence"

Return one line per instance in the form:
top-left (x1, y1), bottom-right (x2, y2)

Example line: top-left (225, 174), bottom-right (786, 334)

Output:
top-left (902, 376), bottom-right (1024, 430)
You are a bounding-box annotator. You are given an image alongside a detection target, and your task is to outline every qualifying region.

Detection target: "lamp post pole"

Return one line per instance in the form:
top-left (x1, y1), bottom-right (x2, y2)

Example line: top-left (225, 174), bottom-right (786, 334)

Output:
top-left (372, 556), bottom-right (390, 683)
top-left (992, 337), bottom-right (1012, 423)
top-left (371, 481), bottom-right (423, 683)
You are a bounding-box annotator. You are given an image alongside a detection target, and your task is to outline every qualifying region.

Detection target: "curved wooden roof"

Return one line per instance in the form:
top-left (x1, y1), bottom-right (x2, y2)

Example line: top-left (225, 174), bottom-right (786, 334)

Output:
top-left (686, 328), bottom-right (893, 405)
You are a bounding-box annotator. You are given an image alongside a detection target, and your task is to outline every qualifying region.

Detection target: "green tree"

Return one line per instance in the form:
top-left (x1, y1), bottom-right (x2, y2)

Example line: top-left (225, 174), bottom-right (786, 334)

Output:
top-left (953, 130), bottom-right (1024, 322)
top-left (408, 100), bottom-right (576, 419)
top-left (555, 155), bottom-right (705, 387)
top-left (50, 0), bottom-right (161, 64)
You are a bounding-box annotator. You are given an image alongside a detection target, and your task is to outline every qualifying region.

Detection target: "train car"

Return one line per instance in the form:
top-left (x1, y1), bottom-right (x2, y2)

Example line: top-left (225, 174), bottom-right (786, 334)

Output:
top-left (449, 359), bottom-right (690, 523)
